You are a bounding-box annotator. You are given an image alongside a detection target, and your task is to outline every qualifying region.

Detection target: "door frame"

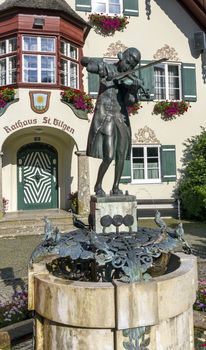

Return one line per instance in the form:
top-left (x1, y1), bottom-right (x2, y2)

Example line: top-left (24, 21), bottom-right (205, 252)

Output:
top-left (17, 142), bottom-right (58, 210)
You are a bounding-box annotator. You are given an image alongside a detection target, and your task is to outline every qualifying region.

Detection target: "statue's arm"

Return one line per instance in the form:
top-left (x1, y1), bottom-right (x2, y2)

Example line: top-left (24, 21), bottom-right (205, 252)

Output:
top-left (119, 75), bottom-right (150, 99)
top-left (81, 56), bottom-right (105, 75)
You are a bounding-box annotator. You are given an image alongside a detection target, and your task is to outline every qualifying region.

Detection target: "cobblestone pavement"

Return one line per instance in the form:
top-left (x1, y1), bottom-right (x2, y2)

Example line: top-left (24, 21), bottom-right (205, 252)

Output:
top-left (12, 338), bottom-right (33, 350)
top-left (0, 235), bottom-right (43, 280)
top-left (0, 235), bottom-right (43, 301)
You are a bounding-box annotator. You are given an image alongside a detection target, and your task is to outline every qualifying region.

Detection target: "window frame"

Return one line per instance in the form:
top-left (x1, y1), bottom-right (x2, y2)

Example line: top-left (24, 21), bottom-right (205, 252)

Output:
top-left (23, 54), bottom-right (56, 84)
top-left (154, 62), bottom-right (182, 101)
top-left (22, 35), bottom-right (56, 84)
top-left (91, 0), bottom-right (123, 15)
top-left (131, 144), bottom-right (161, 184)
top-left (0, 37), bottom-right (17, 86)
top-left (22, 35), bottom-right (55, 53)
top-left (60, 39), bottom-right (79, 89)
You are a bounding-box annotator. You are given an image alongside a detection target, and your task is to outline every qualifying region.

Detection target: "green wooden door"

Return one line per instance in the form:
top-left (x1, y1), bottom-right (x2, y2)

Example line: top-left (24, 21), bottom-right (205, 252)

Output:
top-left (17, 143), bottom-right (58, 210)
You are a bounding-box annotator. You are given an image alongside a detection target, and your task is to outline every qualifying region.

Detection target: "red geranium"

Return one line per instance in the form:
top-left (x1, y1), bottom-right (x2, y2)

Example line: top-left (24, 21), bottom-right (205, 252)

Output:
top-left (61, 88), bottom-right (94, 113)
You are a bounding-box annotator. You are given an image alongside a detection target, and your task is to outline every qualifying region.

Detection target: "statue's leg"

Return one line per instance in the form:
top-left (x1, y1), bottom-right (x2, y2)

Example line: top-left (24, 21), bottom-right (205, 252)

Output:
top-left (111, 123), bottom-right (129, 195)
top-left (94, 134), bottom-right (113, 196)
top-left (112, 158), bottom-right (124, 195)
top-left (94, 159), bottom-right (112, 195)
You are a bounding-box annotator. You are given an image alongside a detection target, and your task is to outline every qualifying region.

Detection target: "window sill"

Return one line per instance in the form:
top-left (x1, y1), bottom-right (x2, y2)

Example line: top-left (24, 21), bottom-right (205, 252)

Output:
top-left (131, 180), bottom-right (162, 184)
top-left (153, 99), bottom-right (181, 102)
top-left (90, 11), bottom-right (122, 16)
top-left (16, 82), bottom-right (59, 89)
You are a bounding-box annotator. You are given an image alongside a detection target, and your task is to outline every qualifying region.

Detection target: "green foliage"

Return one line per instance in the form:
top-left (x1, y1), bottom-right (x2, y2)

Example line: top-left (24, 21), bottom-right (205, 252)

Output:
top-left (177, 128), bottom-right (206, 221)
top-left (0, 87), bottom-right (15, 102)
top-left (194, 327), bottom-right (206, 349)
top-left (67, 191), bottom-right (78, 214)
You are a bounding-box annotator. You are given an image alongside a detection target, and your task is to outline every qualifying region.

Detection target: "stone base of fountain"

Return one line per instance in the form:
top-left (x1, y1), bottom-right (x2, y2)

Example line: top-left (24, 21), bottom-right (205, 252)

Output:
top-left (28, 253), bottom-right (197, 350)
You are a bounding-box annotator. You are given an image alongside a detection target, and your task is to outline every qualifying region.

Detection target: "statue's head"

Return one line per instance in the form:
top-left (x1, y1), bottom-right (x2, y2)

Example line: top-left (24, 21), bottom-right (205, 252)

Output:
top-left (117, 47), bottom-right (141, 72)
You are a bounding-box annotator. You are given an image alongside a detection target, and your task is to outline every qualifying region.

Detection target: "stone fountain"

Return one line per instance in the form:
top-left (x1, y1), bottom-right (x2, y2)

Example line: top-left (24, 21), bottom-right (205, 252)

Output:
top-left (28, 47), bottom-right (197, 349)
top-left (28, 209), bottom-right (197, 350)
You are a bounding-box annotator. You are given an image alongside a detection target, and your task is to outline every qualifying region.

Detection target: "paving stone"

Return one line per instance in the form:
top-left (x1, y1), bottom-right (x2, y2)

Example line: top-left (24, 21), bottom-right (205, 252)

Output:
top-left (12, 338), bottom-right (32, 350)
top-left (194, 310), bottom-right (206, 330)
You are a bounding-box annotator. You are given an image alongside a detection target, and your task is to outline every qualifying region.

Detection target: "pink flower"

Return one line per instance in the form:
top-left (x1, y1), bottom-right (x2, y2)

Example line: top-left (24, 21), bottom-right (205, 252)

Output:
top-left (0, 99), bottom-right (7, 108)
top-left (89, 14), bottom-right (128, 36)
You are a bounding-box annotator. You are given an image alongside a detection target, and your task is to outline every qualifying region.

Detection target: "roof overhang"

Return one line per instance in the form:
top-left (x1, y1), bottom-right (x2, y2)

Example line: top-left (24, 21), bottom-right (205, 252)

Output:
top-left (178, 0), bottom-right (206, 31)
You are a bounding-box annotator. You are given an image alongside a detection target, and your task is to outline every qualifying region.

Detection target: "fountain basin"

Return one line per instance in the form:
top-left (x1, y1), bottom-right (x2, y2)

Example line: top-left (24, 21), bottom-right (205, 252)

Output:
top-left (28, 252), bottom-right (197, 350)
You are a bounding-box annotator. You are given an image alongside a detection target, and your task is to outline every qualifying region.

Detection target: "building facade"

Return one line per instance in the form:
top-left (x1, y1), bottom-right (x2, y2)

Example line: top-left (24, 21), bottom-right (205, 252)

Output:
top-left (0, 0), bottom-right (205, 215)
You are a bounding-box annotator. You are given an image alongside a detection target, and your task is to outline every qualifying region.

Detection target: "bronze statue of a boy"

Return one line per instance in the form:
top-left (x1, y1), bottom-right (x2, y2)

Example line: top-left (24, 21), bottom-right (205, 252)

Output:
top-left (81, 47), bottom-right (148, 196)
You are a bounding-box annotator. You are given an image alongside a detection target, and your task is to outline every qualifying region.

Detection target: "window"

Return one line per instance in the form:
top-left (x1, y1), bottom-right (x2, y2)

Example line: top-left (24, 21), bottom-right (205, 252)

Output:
top-left (0, 37), bottom-right (17, 86)
top-left (154, 63), bottom-right (181, 100)
top-left (60, 40), bottom-right (79, 88)
top-left (140, 60), bottom-right (196, 102)
top-left (23, 55), bottom-right (55, 83)
top-left (76, 0), bottom-right (139, 16)
top-left (92, 0), bottom-right (122, 14)
top-left (120, 145), bottom-right (176, 184)
top-left (132, 145), bottom-right (161, 183)
top-left (23, 36), bottom-right (55, 52)
top-left (22, 36), bottom-right (56, 84)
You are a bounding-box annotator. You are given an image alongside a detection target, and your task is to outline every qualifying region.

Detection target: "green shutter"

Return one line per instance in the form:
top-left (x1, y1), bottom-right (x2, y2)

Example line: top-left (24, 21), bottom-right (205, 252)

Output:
top-left (123, 0), bottom-right (139, 16)
top-left (182, 63), bottom-right (197, 102)
top-left (139, 60), bottom-right (154, 101)
top-left (88, 72), bottom-right (100, 98)
top-left (161, 145), bottom-right (176, 182)
top-left (88, 58), bottom-right (102, 98)
top-left (75, 0), bottom-right (91, 12)
top-left (120, 159), bottom-right (131, 183)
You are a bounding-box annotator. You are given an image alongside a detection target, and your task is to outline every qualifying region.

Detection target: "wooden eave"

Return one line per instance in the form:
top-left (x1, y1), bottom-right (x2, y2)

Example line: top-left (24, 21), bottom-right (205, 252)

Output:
top-left (0, 6), bottom-right (91, 40)
top-left (178, 0), bottom-right (206, 31)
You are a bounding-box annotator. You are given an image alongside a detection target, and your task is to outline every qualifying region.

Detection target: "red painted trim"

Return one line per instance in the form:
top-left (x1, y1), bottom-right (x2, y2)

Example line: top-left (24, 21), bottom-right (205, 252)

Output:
top-left (0, 7), bottom-right (88, 92)
top-left (17, 82), bottom-right (59, 89)
top-left (79, 47), bottom-right (84, 91)
top-left (17, 33), bottom-right (22, 83)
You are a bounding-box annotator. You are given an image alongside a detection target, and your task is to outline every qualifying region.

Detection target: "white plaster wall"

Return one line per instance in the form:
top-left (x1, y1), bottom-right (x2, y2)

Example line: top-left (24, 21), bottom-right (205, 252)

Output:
top-left (0, 89), bottom-right (91, 151)
top-left (0, 88), bottom-right (91, 210)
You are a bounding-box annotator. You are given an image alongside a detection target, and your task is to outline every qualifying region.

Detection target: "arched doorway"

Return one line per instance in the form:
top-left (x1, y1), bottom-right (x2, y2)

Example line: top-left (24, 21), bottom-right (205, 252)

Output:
top-left (17, 142), bottom-right (58, 210)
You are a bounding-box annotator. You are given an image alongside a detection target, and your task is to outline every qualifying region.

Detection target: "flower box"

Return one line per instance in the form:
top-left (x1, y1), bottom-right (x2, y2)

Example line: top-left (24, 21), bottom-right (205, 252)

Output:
top-left (0, 87), bottom-right (18, 117)
top-left (153, 100), bottom-right (191, 120)
top-left (88, 13), bottom-right (129, 36)
top-left (61, 88), bottom-right (94, 120)
top-left (0, 87), bottom-right (15, 105)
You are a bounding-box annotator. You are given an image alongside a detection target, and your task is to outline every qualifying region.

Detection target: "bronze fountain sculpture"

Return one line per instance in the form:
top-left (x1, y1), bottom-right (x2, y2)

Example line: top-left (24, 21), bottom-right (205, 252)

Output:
top-left (30, 48), bottom-right (190, 282)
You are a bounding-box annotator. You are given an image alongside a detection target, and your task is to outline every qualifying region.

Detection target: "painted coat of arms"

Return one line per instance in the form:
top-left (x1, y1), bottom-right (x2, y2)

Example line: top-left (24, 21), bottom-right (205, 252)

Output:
top-left (29, 91), bottom-right (51, 114)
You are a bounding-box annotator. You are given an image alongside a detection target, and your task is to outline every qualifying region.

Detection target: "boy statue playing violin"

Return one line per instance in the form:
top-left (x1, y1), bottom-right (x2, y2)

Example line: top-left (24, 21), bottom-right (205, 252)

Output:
top-left (81, 47), bottom-right (149, 196)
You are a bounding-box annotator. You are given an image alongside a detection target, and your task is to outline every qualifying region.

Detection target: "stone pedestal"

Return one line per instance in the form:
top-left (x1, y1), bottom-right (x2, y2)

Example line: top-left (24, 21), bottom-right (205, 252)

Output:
top-left (29, 253), bottom-right (197, 350)
top-left (90, 194), bottom-right (137, 233)
top-left (0, 152), bottom-right (3, 212)
top-left (75, 151), bottom-right (90, 215)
